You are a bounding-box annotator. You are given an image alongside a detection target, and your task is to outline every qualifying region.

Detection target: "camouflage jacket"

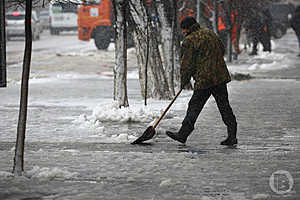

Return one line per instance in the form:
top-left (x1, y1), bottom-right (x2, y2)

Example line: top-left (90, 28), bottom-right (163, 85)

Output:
top-left (181, 23), bottom-right (231, 90)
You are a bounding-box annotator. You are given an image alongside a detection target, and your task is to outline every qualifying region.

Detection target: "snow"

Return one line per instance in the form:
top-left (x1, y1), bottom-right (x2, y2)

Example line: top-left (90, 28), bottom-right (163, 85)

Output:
top-left (159, 178), bottom-right (175, 187)
top-left (0, 166), bottom-right (78, 181)
top-left (9, 43), bottom-right (295, 144)
top-left (252, 193), bottom-right (270, 199)
top-left (2, 22), bottom-right (300, 200)
top-left (6, 39), bottom-right (296, 144)
top-left (27, 44), bottom-right (294, 87)
top-left (25, 166), bottom-right (78, 180)
top-left (61, 149), bottom-right (80, 153)
top-left (27, 74), bottom-right (100, 84)
top-left (91, 101), bottom-right (163, 123)
top-left (248, 61), bottom-right (288, 71)
top-left (63, 39), bottom-right (296, 144)
top-left (71, 98), bottom-right (192, 143)
top-left (0, 171), bottom-right (14, 180)
top-left (246, 50), bottom-right (289, 71)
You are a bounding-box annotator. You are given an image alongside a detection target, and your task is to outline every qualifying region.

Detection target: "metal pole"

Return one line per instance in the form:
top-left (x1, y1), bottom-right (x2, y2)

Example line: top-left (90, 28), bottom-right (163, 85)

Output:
top-left (0, 0), bottom-right (7, 87)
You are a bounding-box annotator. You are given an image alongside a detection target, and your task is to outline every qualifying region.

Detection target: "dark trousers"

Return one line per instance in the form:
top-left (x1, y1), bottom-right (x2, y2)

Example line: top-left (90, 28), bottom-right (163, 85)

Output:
top-left (252, 31), bottom-right (271, 52)
top-left (179, 83), bottom-right (237, 137)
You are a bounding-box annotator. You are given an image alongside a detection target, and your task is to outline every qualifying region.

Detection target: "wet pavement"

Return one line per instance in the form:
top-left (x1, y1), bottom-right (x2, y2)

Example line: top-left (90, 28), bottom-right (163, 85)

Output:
top-left (1, 78), bottom-right (299, 200)
top-left (0, 31), bottom-right (300, 200)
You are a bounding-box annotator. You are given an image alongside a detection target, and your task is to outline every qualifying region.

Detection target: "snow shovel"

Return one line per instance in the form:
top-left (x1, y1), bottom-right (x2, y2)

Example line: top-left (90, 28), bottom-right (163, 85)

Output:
top-left (131, 89), bottom-right (183, 144)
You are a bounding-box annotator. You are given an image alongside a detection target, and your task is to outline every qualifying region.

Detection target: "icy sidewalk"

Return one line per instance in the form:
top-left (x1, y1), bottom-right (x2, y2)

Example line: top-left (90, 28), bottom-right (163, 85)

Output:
top-left (1, 30), bottom-right (300, 200)
top-left (227, 29), bottom-right (300, 78)
top-left (1, 78), bottom-right (299, 200)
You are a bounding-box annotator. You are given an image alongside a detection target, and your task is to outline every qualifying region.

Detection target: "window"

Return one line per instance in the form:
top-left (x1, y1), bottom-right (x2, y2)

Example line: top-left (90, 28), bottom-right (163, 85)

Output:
top-left (52, 3), bottom-right (78, 13)
top-left (6, 13), bottom-right (25, 20)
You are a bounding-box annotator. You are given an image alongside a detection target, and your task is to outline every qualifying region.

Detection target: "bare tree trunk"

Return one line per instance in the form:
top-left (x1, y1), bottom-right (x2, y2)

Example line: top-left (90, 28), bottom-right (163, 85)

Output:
top-left (0, 0), bottom-right (6, 88)
top-left (13, 0), bottom-right (32, 176)
top-left (130, 0), bottom-right (171, 100)
top-left (197, 0), bottom-right (213, 29)
top-left (173, 36), bottom-right (181, 88)
top-left (172, 0), bottom-right (181, 90)
top-left (213, 0), bottom-right (219, 34)
top-left (157, 1), bottom-right (175, 96)
top-left (113, 0), bottom-right (129, 108)
top-left (234, 13), bottom-right (241, 60)
top-left (224, 0), bottom-right (233, 62)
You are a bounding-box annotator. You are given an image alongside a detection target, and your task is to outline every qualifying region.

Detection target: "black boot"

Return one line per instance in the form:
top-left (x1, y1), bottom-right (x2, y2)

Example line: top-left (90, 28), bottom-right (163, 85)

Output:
top-left (220, 125), bottom-right (237, 146)
top-left (249, 50), bottom-right (258, 56)
top-left (220, 137), bottom-right (237, 146)
top-left (166, 131), bottom-right (188, 144)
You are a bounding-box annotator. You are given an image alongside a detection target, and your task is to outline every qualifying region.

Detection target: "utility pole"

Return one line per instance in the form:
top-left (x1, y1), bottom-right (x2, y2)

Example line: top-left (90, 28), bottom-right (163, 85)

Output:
top-left (0, 0), bottom-right (7, 87)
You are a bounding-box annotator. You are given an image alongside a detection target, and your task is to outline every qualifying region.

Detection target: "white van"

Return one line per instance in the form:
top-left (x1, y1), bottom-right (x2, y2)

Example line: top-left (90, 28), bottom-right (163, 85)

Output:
top-left (49, 1), bottom-right (78, 35)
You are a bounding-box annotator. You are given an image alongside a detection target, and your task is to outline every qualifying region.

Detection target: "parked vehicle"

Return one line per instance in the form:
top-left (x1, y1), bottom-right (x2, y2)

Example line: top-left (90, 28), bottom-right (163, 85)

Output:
top-left (77, 0), bottom-right (135, 50)
top-left (39, 10), bottom-right (50, 30)
top-left (6, 10), bottom-right (41, 41)
top-left (77, 0), bottom-right (113, 49)
top-left (49, 1), bottom-right (78, 35)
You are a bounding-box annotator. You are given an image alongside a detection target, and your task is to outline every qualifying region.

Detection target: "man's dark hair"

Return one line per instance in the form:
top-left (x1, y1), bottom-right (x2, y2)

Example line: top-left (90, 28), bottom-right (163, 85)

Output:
top-left (180, 16), bottom-right (197, 29)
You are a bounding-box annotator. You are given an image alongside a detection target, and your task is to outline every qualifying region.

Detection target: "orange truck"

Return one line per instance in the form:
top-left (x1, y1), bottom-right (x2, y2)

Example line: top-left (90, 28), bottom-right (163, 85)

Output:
top-left (77, 0), bottom-right (114, 49)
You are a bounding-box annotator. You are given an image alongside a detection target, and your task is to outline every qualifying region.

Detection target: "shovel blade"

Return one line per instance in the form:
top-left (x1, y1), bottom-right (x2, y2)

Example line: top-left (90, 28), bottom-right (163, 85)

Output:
top-left (131, 126), bottom-right (156, 144)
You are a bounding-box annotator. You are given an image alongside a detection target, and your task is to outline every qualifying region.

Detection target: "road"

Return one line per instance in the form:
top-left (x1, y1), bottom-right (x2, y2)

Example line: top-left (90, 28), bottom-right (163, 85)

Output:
top-left (5, 30), bottom-right (137, 83)
top-left (6, 30), bottom-right (96, 63)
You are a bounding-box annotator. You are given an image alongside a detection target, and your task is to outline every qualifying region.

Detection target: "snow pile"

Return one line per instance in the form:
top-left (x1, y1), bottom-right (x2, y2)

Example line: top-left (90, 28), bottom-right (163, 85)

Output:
top-left (98, 133), bottom-right (137, 143)
top-left (228, 45), bottom-right (293, 73)
top-left (73, 114), bottom-right (138, 142)
top-left (73, 114), bottom-right (105, 132)
top-left (253, 51), bottom-right (285, 61)
top-left (107, 43), bottom-right (116, 51)
top-left (91, 101), bottom-right (162, 123)
top-left (127, 70), bottom-right (139, 79)
top-left (55, 73), bottom-right (99, 80)
top-left (248, 61), bottom-right (288, 71)
top-left (159, 178), bottom-right (176, 188)
top-left (26, 166), bottom-right (78, 180)
top-left (0, 171), bottom-right (14, 180)
top-left (56, 51), bottom-right (96, 57)
top-left (247, 51), bottom-right (289, 71)
top-left (71, 100), bottom-right (179, 143)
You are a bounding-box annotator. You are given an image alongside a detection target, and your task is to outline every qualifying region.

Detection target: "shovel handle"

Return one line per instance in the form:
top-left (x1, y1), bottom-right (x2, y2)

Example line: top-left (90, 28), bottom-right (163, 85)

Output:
top-left (152, 89), bottom-right (183, 129)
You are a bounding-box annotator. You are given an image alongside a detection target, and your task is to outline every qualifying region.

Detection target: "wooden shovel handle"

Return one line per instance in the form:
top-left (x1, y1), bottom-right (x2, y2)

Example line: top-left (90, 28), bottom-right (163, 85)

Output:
top-left (152, 89), bottom-right (183, 129)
